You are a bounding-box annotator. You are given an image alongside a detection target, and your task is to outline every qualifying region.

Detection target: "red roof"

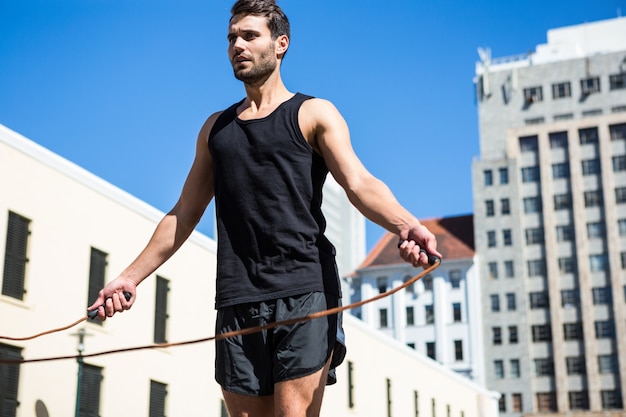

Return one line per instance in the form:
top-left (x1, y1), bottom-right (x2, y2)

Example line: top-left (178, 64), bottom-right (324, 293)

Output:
top-left (358, 214), bottom-right (475, 269)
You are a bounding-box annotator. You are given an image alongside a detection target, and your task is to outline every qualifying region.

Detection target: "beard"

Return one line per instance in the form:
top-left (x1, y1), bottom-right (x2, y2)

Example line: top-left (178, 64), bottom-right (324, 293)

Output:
top-left (232, 46), bottom-right (277, 85)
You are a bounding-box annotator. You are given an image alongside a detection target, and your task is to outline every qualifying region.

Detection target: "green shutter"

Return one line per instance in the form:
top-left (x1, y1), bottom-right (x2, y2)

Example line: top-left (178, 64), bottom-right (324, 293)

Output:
top-left (2, 212), bottom-right (30, 300)
top-left (0, 343), bottom-right (22, 417)
top-left (149, 380), bottom-right (167, 417)
top-left (79, 364), bottom-right (102, 417)
top-left (154, 276), bottom-right (169, 343)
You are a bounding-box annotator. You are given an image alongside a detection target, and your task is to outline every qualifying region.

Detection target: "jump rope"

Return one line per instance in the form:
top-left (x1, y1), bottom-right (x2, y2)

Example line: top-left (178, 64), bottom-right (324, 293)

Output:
top-left (0, 248), bottom-right (440, 365)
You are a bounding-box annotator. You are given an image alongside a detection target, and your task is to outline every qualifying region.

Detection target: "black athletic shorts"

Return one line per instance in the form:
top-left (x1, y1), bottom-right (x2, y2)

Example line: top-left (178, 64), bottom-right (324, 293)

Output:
top-left (215, 291), bottom-right (346, 396)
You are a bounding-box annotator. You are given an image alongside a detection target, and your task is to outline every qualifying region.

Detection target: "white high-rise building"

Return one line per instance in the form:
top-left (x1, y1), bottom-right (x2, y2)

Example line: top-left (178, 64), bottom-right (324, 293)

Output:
top-left (473, 16), bottom-right (626, 416)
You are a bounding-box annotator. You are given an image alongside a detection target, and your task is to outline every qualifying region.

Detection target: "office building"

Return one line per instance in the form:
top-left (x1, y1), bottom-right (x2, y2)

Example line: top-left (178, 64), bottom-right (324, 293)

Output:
top-left (473, 16), bottom-right (626, 416)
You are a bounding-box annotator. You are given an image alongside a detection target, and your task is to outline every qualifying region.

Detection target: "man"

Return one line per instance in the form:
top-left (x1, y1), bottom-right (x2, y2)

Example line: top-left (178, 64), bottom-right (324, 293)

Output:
top-left (89, 1), bottom-right (441, 416)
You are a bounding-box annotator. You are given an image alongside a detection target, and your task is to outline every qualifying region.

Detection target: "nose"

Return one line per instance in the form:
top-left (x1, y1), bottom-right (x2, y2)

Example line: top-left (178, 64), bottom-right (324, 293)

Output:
top-left (232, 36), bottom-right (245, 52)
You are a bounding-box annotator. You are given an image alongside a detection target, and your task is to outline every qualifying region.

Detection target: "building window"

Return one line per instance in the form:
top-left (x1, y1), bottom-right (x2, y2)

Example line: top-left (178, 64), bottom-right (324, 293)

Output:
top-left (569, 391), bottom-right (590, 410)
top-left (420, 275), bottom-right (431, 292)
top-left (511, 393), bottom-right (523, 412)
top-left (524, 86), bottom-right (543, 103)
top-left (554, 113), bottom-right (574, 121)
top-left (536, 392), bottom-right (556, 412)
top-left (528, 259), bottom-right (546, 277)
top-left (589, 254), bottom-right (608, 272)
top-left (616, 187), bottom-right (626, 204)
top-left (581, 159), bottom-right (601, 176)
top-left (499, 167), bottom-right (509, 184)
top-left (558, 257), bottom-right (576, 274)
top-left (2, 211), bottom-right (31, 300)
top-left (377, 276), bottom-right (387, 293)
top-left (494, 360), bottom-right (504, 379)
top-left (88, 247), bottom-right (108, 325)
top-left (521, 166), bottom-right (540, 183)
top-left (379, 308), bottom-right (389, 328)
top-left (552, 82), bottom-right (571, 99)
top-left (495, 398), bottom-right (505, 414)
top-left (531, 324), bottom-right (552, 342)
top-left (426, 342), bottom-right (436, 360)
top-left (519, 135), bottom-right (539, 152)
top-left (425, 305), bottom-right (434, 324)
top-left (610, 73), bottom-right (626, 90)
top-left (454, 340), bottom-right (463, 361)
top-left (561, 289), bottom-right (579, 307)
top-left (79, 364), bottom-right (103, 417)
top-left (154, 276), bottom-right (170, 344)
top-left (586, 221), bottom-right (605, 239)
top-left (566, 356), bottom-right (585, 375)
top-left (534, 358), bottom-right (554, 376)
top-left (504, 261), bottom-right (514, 278)
top-left (598, 354), bottom-right (618, 374)
top-left (579, 126), bottom-right (599, 144)
top-left (556, 225), bottom-right (574, 241)
top-left (485, 200), bottom-right (495, 216)
top-left (500, 198), bottom-right (510, 215)
top-left (492, 327), bottom-right (502, 345)
top-left (509, 326), bottom-right (518, 343)
top-left (563, 322), bottom-right (583, 340)
top-left (554, 193), bottom-right (572, 210)
top-left (452, 303), bottom-right (462, 322)
top-left (581, 77), bottom-right (601, 95)
top-left (490, 294), bottom-right (500, 312)
top-left (506, 293), bottom-right (516, 311)
top-left (595, 320), bottom-right (615, 338)
top-left (523, 196), bottom-right (542, 213)
top-left (487, 231), bottom-right (496, 247)
top-left (622, 252), bottom-right (626, 269)
top-left (0, 343), bottom-right (22, 416)
top-left (600, 390), bottom-right (623, 409)
top-left (552, 162), bottom-right (570, 179)
top-left (149, 380), bottom-right (168, 417)
top-left (592, 287), bottom-right (612, 305)
top-left (503, 229), bottom-right (512, 246)
top-left (549, 131), bottom-right (568, 147)
top-left (525, 227), bottom-right (544, 245)
top-left (484, 169), bottom-right (493, 186)
top-left (584, 190), bottom-right (603, 207)
top-left (610, 123), bottom-right (626, 140)
top-left (612, 155), bottom-right (626, 172)
top-left (488, 262), bottom-right (498, 279)
top-left (449, 270), bottom-right (461, 288)
top-left (386, 378), bottom-right (392, 417)
top-left (510, 359), bottom-right (520, 378)
top-left (406, 306), bottom-right (415, 326)
top-left (529, 291), bottom-right (549, 309)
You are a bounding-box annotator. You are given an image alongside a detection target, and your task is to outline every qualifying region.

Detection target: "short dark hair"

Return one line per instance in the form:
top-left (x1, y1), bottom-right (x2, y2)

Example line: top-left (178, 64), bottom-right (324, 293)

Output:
top-left (230, 0), bottom-right (290, 40)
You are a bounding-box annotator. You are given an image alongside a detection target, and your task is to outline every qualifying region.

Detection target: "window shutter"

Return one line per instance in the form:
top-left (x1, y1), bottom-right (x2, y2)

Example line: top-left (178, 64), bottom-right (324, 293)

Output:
top-left (154, 277), bottom-right (169, 343)
top-left (87, 248), bottom-right (107, 309)
top-left (149, 380), bottom-right (167, 417)
top-left (79, 364), bottom-right (102, 417)
top-left (0, 344), bottom-right (22, 417)
top-left (2, 212), bottom-right (30, 300)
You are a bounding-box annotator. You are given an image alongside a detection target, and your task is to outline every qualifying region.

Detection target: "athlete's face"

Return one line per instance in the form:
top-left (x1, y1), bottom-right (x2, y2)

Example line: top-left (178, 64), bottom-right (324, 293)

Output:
top-left (228, 14), bottom-right (280, 85)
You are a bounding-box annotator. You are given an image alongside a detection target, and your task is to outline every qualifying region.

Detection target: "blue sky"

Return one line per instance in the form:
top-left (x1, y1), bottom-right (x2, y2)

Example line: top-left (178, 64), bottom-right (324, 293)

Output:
top-left (1, 0), bottom-right (623, 250)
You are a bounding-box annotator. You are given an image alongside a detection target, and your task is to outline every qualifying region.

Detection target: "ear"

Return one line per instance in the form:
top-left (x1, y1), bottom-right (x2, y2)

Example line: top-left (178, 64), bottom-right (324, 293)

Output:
top-left (275, 34), bottom-right (289, 57)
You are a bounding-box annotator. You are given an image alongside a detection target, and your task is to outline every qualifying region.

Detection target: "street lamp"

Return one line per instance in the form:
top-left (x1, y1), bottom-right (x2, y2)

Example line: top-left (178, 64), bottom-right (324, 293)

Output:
top-left (71, 328), bottom-right (91, 417)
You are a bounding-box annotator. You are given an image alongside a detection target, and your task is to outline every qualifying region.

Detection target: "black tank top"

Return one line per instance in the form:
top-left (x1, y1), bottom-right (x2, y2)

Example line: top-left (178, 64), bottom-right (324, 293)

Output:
top-left (208, 93), bottom-right (340, 308)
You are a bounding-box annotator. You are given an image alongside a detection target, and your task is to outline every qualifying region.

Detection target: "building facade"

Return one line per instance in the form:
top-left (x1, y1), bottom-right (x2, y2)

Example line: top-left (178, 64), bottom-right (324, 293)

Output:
top-left (0, 124), bottom-right (498, 417)
top-left (473, 17), bottom-right (626, 416)
top-left (343, 215), bottom-right (487, 386)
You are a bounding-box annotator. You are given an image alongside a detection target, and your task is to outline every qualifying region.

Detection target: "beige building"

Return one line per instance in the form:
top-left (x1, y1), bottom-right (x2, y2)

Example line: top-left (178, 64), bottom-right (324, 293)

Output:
top-left (0, 123), bottom-right (498, 416)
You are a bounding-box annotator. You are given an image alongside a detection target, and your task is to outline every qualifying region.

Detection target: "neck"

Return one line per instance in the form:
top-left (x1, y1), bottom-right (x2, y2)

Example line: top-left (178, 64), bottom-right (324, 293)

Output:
top-left (242, 70), bottom-right (292, 112)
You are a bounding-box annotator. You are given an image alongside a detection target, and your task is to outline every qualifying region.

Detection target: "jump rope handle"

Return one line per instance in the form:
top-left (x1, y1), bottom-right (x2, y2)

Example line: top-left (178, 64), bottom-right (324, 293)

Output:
top-left (87, 291), bottom-right (132, 320)
top-left (398, 240), bottom-right (441, 265)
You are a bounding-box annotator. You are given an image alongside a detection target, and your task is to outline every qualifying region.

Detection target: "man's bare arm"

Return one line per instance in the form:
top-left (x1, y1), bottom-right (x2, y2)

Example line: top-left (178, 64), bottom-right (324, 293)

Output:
top-left (88, 113), bottom-right (219, 319)
top-left (301, 99), bottom-right (441, 266)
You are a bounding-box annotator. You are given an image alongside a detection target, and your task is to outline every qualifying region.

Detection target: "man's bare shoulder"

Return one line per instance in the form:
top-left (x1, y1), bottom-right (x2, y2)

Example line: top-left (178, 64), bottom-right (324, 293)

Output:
top-left (198, 111), bottom-right (225, 145)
